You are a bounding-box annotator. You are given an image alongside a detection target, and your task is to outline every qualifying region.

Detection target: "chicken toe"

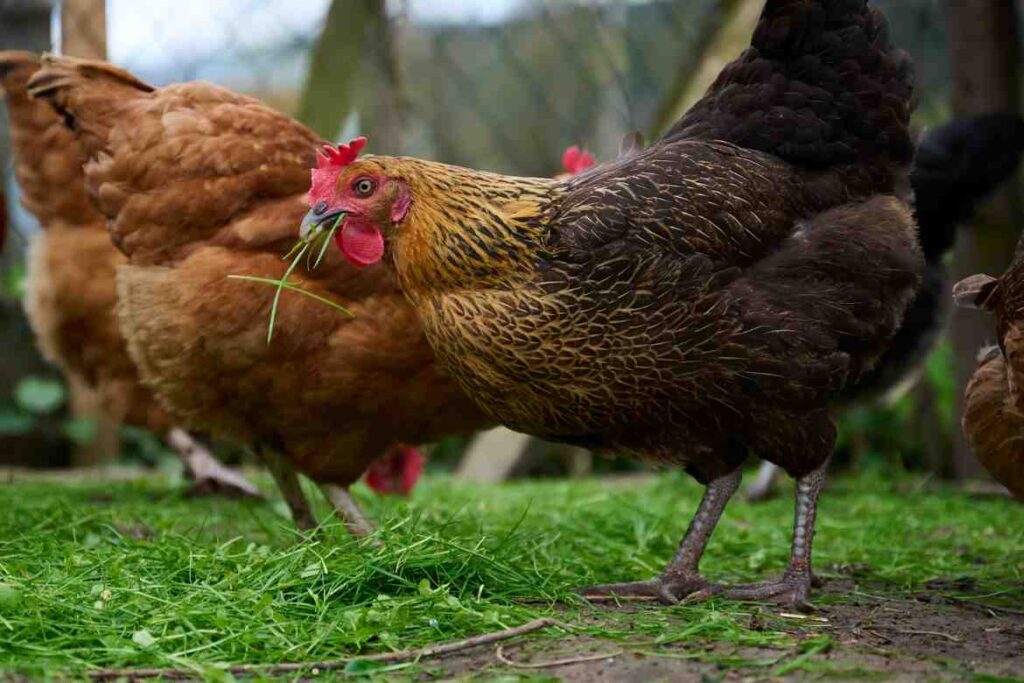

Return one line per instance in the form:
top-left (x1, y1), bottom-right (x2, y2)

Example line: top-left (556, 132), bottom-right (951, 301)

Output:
top-left (167, 428), bottom-right (262, 499)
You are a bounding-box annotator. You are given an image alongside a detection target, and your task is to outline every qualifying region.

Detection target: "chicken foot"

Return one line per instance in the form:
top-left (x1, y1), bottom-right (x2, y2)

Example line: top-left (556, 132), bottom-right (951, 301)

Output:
top-left (694, 458), bottom-right (829, 610)
top-left (259, 446), bottom-right (318, 531)
top-left (319, 484), bottom-right (377, 538)
top-left (166, 428), bottom-right (262, 499)
top-left (579, 467), bottom-right (742, 604)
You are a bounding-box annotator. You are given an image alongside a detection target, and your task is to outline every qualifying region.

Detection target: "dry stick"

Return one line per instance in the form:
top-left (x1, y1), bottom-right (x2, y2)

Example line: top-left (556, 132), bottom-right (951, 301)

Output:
top-left (888, 628), bottom-right (962, 643)
top-left (88, 618), bottom-right (557, 681)
top-left (945, 596), bottom-right (1024, 616)
top-left (495, 644), bottom-right (623, 669)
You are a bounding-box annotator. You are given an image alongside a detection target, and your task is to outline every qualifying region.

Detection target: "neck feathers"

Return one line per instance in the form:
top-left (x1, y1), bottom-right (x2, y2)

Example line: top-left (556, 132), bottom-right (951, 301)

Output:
top-left (392, 159), bottom-right (558, 297)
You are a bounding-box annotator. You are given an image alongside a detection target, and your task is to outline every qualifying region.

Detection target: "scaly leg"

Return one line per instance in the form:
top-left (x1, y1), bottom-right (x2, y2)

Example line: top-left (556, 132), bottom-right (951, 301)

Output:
top-left (706, 458), bottom-right (830, 610)
top-left (167, 428), bottom-right (262, 499)
top-left (579, 467), bottom-right (742, 604)
top-left (259, 447), bottom-right (317, 531)
top-left (319, 484), bottom-right (377, 538)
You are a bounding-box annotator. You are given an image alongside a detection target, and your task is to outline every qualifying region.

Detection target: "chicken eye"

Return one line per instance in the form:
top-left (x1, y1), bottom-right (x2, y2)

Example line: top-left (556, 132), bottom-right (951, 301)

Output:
top-left (353, 177), bottom-right (376, 197)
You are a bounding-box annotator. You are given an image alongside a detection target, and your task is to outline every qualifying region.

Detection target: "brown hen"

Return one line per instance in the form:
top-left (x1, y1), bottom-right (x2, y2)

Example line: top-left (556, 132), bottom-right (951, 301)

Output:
top-left (299, 0), bottom-right (922, 606)
top-left (955, 251), bottom-right (1024, 500)
top-left (0, 51), bottom-right (257, 496)
top-left (27, 55), bottom-right (489, 532)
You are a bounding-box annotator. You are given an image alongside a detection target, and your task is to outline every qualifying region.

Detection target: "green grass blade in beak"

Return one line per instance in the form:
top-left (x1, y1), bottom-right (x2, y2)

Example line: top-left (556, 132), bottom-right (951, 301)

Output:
top-left (313, 212), bottom-right (345, 270)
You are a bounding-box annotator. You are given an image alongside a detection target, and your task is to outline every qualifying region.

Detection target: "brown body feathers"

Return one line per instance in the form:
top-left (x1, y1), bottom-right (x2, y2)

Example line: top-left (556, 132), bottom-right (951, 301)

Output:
top-left (27, 54), bottom-right (489, 488)
top-left (958, 254), bottom-right (1024, 500)
top-left (0, 51), bottom-right (171, 433)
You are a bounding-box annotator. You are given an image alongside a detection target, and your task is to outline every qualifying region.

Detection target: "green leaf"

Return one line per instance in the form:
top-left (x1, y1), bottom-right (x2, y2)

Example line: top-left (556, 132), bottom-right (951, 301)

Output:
top-left (0, 583), bottom-right (23, 612)
top-left (0, 412), bottom-right (35, 435)
top-left (61, 417), bottom-right (98, 446)
top-left (14, 377), bottom-right (67, 415)
top-left (131, 628), bottom-right (157, 648)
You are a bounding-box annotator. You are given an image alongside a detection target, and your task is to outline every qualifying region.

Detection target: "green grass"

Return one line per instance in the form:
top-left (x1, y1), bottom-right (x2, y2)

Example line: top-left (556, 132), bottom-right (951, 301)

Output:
top-left (0, 470), bottom-right (1021, 679)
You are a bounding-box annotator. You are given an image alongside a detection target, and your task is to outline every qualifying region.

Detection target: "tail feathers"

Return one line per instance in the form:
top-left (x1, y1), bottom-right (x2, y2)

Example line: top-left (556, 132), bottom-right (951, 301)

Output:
top-left (665, 0), bottom-right (914, 180)
top-left (26, 53), bottom-right (154, 160)
top-left (912, 113), bottom-right (1024, 262)
top-left (0, 51), bottom-right (100, 227)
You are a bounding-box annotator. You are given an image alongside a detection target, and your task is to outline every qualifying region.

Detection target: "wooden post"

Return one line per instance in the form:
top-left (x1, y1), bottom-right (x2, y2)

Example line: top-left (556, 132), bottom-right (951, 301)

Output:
top-left (60, 0), bottom-right (107, 60)
top-left (298, 0), bottom-right (404, 151)
top-left (947, 0), bottom-right (1022, 479)
top-left (59, 0), bottom-right (119, 466)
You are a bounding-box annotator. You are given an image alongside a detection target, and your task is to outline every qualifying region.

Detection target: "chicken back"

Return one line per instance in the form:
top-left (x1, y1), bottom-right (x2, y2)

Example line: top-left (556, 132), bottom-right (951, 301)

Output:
top-left (0, 51), bottom-right (259, 497)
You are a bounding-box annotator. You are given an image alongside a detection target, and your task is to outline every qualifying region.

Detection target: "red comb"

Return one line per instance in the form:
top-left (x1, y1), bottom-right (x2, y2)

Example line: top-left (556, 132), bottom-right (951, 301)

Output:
top-left (562, 145), bottom-right (595, 175)
top-left (309, 136), bottom-right (368, 206)
top-left (316, 136), bottom-right (367, 169)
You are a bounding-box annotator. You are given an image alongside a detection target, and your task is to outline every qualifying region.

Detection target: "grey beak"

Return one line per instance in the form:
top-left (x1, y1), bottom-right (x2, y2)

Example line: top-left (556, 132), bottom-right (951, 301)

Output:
top-left (300, 208), bottom-right (345, 240)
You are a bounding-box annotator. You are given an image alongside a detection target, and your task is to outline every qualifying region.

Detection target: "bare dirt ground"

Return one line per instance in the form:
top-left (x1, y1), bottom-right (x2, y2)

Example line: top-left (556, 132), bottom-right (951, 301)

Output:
top-left (422, 579), bottom-right (1023, 681)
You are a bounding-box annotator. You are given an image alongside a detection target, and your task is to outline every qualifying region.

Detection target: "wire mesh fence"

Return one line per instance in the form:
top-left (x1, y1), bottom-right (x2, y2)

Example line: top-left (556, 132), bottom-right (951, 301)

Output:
top-left (1, 0), bottom-right (963, 243)
top-left (5, 0), bottom-right (960, 196)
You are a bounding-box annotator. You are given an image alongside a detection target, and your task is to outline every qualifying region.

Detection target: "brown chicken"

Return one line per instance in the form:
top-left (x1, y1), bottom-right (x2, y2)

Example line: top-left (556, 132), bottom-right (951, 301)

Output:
top-left (0, 51), bottom-right (258, 495)
top-left (955, 253), bottom-right (1024, 500)
top-left (294, 0), bottom-right (920, 606)
top-left (27, 55), bottom-right (489, 532)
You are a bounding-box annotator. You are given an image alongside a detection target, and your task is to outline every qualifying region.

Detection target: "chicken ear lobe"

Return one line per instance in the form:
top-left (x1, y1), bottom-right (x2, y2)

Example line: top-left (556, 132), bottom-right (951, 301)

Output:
top-left (391, 183), bottom-right (412, 224)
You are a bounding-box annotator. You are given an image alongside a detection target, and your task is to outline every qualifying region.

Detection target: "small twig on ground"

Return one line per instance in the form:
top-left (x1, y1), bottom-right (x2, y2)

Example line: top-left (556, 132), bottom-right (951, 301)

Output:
top-left (778, 612), bottom-right (829, 623)
top-left (581, 594), bottom-right (659, 603)
top-left (944, 596), bottom-right (1024, 616)
top-left (88, 618), bottom-right (557, 681)
top-left (495, 644), bottom-right (623, 669)
top-left (887, 628), bottom-right (962, 643)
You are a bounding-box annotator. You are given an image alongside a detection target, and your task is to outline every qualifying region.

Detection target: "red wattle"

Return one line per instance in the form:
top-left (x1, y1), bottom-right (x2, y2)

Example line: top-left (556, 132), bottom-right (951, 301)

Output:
top-left (337, 220), bottom-right (384, 267)
top-left (365, 447), bottom-right (426, 496)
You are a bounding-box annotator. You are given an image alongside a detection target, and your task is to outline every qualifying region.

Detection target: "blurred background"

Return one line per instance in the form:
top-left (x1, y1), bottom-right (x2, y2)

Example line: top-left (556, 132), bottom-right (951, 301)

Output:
top-left (0, 0), bottom-right (1021, 484)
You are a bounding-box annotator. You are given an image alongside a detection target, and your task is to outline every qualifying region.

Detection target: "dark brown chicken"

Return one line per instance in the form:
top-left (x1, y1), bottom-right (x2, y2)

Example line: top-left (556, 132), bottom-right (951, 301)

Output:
top-left (747, 112), bottom-right (1024, 501)
top-left (0, 51), bottom-right (257, 495)
top-left (955, 249), bottom-right (1024, 500)
top-left (297, 0), bottom-right (921, 606)
top-left (27, 55), bottom-right (489, 532)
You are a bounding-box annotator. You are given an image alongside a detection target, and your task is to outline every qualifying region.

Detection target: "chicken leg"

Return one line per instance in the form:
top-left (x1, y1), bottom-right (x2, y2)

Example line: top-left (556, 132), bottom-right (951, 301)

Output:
top-left (581, 457), bottom-right (829, 609)
top-left (579, 467), bottom-right (742, 604)
top-left (259, 446), bottom-right (317, 531)
top-left (746, 461), bottom-right (782, 501)
top-left (166, 428), bottom-right (262, 498)
top-left (701, 458), bottom-right (829, 610)
top-left (319, 484), bottom-right (377, 538)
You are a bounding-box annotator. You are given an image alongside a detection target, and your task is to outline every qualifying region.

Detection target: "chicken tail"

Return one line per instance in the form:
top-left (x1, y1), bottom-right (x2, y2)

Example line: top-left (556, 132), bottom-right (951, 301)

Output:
top-left (912, 113), bottom-right (1024, 264)
top-left (0, 51), bottom-right (101, 227)
top-left (666, 0), bottom-right (914, 184)
top-left (26, 53), bottom-right (155, 162)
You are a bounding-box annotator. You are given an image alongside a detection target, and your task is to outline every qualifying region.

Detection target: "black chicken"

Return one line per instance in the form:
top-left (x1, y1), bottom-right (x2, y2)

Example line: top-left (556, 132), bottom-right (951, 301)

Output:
top-left (748, 113), bottom-right (1024, 501)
